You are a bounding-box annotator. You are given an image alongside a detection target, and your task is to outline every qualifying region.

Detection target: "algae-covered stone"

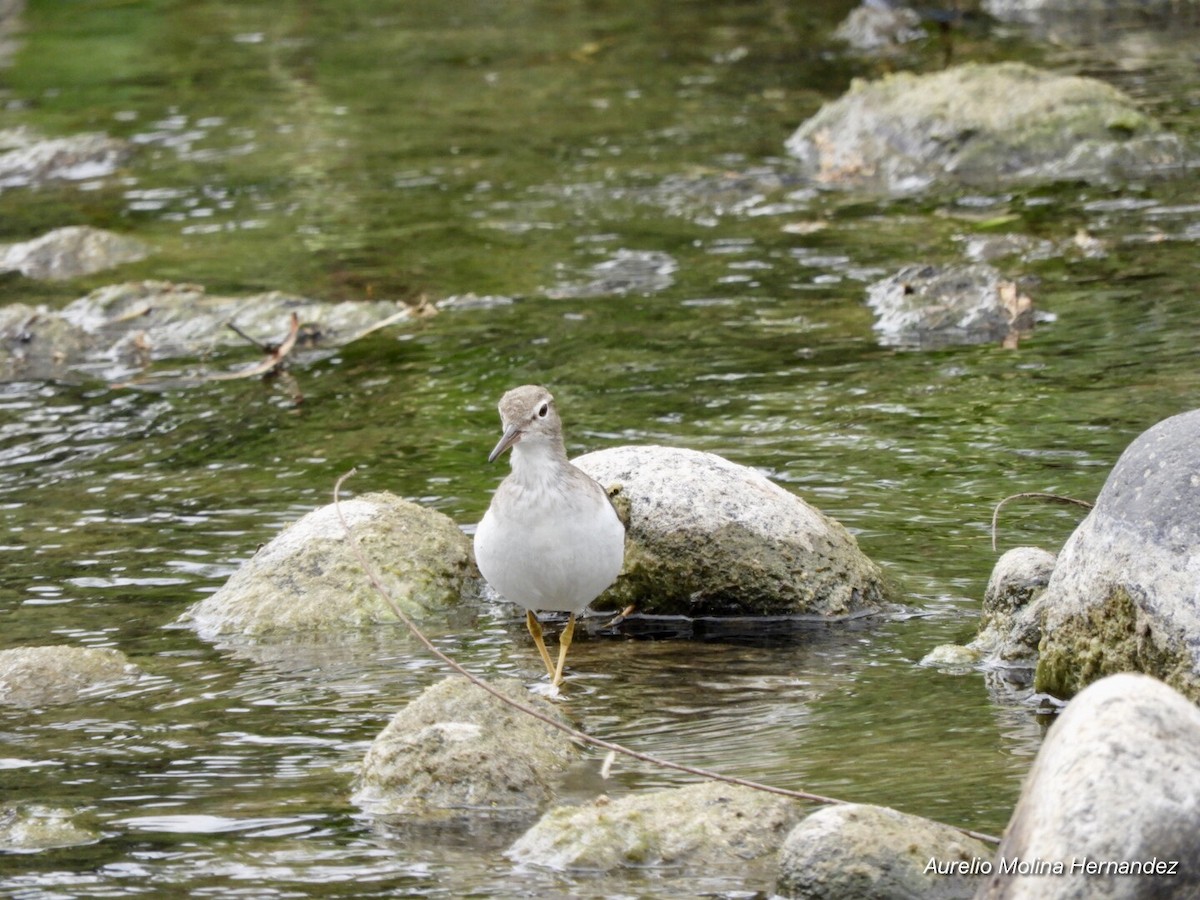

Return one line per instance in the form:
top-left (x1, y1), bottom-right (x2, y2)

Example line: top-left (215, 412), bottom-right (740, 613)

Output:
top-left (786, 62), bottom-right (1184, 193)
top-left (1033, 409), bottom-right (1200, 700)
top-left (776, 803), bottom-right (993, 899)
top-left (0, 645), bottom-right (140, 708)
top-left (508, 781), bottom-right (803, 873)
top-left (979, 674), bottom-right (1200, 899)
top-left (183, 492), bottom-right (474, 638)
top-left (574, 445), bottom-right (887, 617)
top-left (352, 676), bottom-right (578, 824)
top-left (972, 546), bottom-right (1057, 669)
top-left (0, 804), bottom-right (102, 852)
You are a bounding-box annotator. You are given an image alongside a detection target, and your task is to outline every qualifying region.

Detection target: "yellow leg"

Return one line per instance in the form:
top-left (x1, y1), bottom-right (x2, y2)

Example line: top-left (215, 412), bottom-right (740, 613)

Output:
top-left (552, 613), bottom-right (576, 686)
top-left (526, 610), bottom-right (557, 681)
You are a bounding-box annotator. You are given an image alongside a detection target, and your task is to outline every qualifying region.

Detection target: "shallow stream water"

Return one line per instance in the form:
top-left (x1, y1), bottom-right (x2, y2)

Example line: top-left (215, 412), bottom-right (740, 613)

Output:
top-left (2, 1), bottom-right (1199, 897)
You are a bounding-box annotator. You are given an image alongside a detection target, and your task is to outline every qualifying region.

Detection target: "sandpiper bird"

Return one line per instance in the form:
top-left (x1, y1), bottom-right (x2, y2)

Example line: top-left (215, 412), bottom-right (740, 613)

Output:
top-left (474, 385), bottom-right (625, 686)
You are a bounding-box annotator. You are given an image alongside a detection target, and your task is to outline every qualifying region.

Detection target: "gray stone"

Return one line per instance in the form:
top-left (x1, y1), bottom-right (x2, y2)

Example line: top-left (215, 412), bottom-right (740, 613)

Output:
top-left (973, 547), bottom-right (1057, 668)
top-left (508, 781), bottom-right (802, 873)
top-left (1033, 409), bottom-right (1200, 700)
top-left (1, 302), bottom-right (91, 381)
top-left (984, 0), bottom-right (1183, 25)
top-left (573, 445), bottom-right (888, 617)
top-left (785, 62), bottom-right (1184, 193)
top-left (546, 249), bottom-right (677, 299)
top-left (0, 280), bottom-right (422, 383)
top-left (777, 803), bottom-right (993, 899)
top-left (978, 673), bottom-right (1200, 899)
top-left (352, 676), bottom-right (578, 824)
top-left (920, 644), bottom-right (982, 671)
top-left (865, 264), bottom-right (1034, 349)
top-left (0, 127), bottom-right (132, 188)
top-left (0, 645), bottom-right (140, 708)
top-left (834, 4), bottom-right (925, 52)
top-left (0, 226), bottom-right (150, 280)
top-left (183, 492), bottom-right (475, 639)
top-left (0, 804), bottom-right (101, 853)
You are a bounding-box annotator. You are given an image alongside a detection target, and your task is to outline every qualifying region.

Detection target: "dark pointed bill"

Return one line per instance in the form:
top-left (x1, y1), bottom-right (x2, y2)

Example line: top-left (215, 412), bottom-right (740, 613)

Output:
top-left (487, 424), bottom-right (522, 463)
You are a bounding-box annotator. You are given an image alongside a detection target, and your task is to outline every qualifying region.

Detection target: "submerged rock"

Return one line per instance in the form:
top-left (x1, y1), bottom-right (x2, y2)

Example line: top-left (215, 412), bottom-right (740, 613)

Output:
top-left (0, 127), bottom-right (132, 188)
top-left (509, 781), bottom-right (802, 874)
top-left (183, 492), bottom-right (475, 639)
top-left (776, 803), bottom-right (993, 899)
top-left (0, 804), bottom-right (102, 853)
top-left (573, 445), bottom-right (888, 618)
top-left (546, 249), bottom-right (677, 299)
top-left (785, 62), bottom-right (1184, 193)
top-left (0, 645), bottom-right (140, 708)
top-left (1033, 409), bottom-right (1200, 700)
top-left (0, 226), bottom-right (150, 281)
top-left (979, 673), bottom-right (1200, 899)
top-left (353, 676), bottom-right (578, 825)
top-left (865, 264), bottom-right (1035, 349)
top-left (0, 280), bottom-right (421, 382)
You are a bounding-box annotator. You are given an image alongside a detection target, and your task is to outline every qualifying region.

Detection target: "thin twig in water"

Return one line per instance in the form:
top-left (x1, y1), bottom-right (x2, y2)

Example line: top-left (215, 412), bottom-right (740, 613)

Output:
top-left (991, 492), bottom-right (1094, 552)
top-left (205, 312), bottom-right (300, 381)
top-left (333, 468), bottom-right (1002, 845)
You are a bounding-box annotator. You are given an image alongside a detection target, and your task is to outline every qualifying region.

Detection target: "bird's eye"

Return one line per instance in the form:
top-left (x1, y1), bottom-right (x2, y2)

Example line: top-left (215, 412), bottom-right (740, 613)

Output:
top-left (537, 403), bottom-right (549, 418)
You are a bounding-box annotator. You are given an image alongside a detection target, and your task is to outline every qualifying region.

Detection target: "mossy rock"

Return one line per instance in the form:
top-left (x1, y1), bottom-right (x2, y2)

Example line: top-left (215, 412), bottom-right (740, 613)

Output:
top-left (183, 492), bottom-right (476, 638)
top-left (786, 61), bottom-right (1184, 193)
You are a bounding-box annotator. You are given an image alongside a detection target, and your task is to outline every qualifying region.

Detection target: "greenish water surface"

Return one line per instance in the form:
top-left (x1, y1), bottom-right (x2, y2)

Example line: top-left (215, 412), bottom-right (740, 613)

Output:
top-left (2, 1), bottom-right (1199, 897)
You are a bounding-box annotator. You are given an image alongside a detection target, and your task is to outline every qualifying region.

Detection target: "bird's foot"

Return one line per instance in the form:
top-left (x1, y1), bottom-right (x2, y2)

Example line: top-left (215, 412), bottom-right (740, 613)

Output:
top-left (604, 604), bottom-right (637, 627)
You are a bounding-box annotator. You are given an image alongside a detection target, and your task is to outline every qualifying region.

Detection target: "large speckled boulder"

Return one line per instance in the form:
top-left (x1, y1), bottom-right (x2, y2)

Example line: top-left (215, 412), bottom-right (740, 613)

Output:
top-left (785, 62), bottom-right (1183, 193)
top-left (978, 674), bottom-right (1200, 899)
top-left (508, 781), bottom-right (802, 877)
top-left (0, 645), bottom-right (140, 708)
top-left (183, 492), bottom-right (475, 638)
top-left (574, 445), bottom-right (888, 617)
top-left (1033, 410), bottom-right (1200, 700)
top-left (776, 803), bottom-right (993, 899)
top-left (352, 676), bottom-right (578, 825)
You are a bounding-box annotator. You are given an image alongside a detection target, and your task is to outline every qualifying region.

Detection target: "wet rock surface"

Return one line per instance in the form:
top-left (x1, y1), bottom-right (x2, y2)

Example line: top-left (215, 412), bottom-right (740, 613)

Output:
top-left (979, 673), bottom-right (1200, 899)
top-left (0, 226), bottom-right (150, 281)
top-left (0, 645), bottom-right (140, 708)
top-left (1032, 409), bottom-right (1200, 700)
top-left (183, 492), bottom-right (475, 639)
top-left (834, 3), bottom-right (925, 52)
top-left (352, 676), bottom-right (578, 825)
top-left (865, 264), bottom-right (1035, 349)
top-left (573, 445), bottom-right (889, 618)
top-left (546, 249), bottom-right (677, 298)
top-left (1, 280), bottom-right (419, 382)
top-left (786, 62), bottom-right (1185, 193)
top-left (776, 803), bottom-right (993, 900)
top-left (0, 804), bottom-right (101, 853)
top-left (972, 546), bottom-right (1057, 670)
top-left (509, 781), bottom-right (803, 874)
top-left (0, 127), bottom-right (132, 188)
